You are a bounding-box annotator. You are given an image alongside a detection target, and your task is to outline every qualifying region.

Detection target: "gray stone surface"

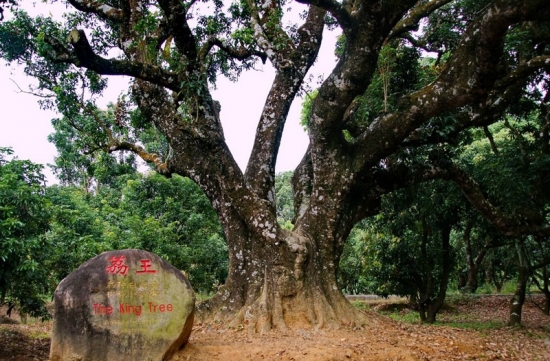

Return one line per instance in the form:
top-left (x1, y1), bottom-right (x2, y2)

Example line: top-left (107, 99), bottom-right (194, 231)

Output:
top-left (50, 249), bottom-right (195, 361)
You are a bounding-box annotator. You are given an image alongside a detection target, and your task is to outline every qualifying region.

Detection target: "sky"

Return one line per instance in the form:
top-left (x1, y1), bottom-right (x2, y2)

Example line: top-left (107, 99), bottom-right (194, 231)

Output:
top-left (0, 1), bottom-right (339, 185)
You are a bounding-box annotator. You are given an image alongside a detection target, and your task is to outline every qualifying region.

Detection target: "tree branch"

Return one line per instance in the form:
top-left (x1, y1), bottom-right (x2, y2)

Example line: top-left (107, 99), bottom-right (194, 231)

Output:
top-left (198, 38), bottom-right (267, 64)
top-left (66, 30), bottom-right (181, 92)
top-left (404, 54), bottom-right (550, 148)
top-left (388, 0), bottom-right (453, 40)
top-left (441, 162), bottom-right (550, 238)
top-left (8, 79), bottom-right (55, 99)
top-left (356, 1), bottom-right (550, 168)
top-left (157, 0), bottom-right (199, 63)
top-left (107, 140), bottom-right (171, 175)
top-left (244, 6), bottom-right (324, 202)
top-left (294, 0), bottom-right (352, 28)
top-left (66, 0), bottom-right (124, 22)
top-left (484, 126), bottom-right (500, 155)
top-left (245, 0), bottom-right (297, 68)
top-left (400, 33), bottom-right (442, 55)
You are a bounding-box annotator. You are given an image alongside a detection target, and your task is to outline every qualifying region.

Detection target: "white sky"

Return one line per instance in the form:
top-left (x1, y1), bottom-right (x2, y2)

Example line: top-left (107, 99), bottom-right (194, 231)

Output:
top-left (0, 2), bottom-right (339, 185)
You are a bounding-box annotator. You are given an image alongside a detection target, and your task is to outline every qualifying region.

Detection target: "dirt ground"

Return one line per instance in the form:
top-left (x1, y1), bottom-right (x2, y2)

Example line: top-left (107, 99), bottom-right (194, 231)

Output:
top-left (1, 295), bottom-right (549, 361)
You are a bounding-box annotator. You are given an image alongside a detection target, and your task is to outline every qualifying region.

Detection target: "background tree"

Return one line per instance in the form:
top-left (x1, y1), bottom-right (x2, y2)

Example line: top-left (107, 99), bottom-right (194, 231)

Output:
top-left (45, 169), bottom-right (228, 294)
top-left (1, 0), bottom-right (550, 331)
top-left (46, 106), bottom-right (229, 293)
top-left (0, 148), bottom-right (52, 319)
top-left (363, 180), bottom-right (460, 323)
top-left (274, 171), bottom-right (294, 229)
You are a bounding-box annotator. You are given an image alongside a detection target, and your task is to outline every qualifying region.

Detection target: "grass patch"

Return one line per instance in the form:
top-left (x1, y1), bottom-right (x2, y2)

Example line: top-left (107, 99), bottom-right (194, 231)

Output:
top-left (379, 309), bottom-right (420, 324)
top-left (445, 294), bottom-right (478, 306)
top-left (351, 301), bottom-right (371, 311)
top-left (440, 320), bottom-right (505, 330)
top-left (28, 330), bottom-right (50, 339)
top-left (195, 293), bottom-right (214, 302)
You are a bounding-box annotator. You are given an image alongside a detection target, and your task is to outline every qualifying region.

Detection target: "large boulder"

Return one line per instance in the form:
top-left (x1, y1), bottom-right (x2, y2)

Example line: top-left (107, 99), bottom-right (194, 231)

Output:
top-left (50, 249), bottom-right (195, 361)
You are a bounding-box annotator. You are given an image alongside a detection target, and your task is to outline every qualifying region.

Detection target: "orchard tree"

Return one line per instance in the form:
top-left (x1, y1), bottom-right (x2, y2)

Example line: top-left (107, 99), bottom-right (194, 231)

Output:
top-left (362, 180), bottom-right (460, 323)
top-left (1, 0), bottom-right (550, 331)
top-left (0, 148), bottom-right (52, 318)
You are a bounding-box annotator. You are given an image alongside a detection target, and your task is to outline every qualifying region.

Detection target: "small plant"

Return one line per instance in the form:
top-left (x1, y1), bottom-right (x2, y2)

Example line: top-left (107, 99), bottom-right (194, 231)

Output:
top-left (500, 281), bottom-right (518, 294)
top-left (476, 283), bottom-right (496, 295)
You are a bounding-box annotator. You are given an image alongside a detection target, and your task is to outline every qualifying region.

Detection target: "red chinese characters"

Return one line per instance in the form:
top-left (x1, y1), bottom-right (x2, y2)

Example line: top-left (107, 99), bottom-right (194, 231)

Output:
top-left (136, 259), bottom-right (157, 274)
top-left (105, 256), bottom-right (157, 276)
top-left (105, 256), bottom-right (129, 276)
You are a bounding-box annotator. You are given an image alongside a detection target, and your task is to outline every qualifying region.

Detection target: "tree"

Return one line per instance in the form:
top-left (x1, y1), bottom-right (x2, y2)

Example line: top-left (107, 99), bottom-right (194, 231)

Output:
top-left (1, 0), bottom-right (549, 331)
top-left (116, 172), bottom-right (228, 293)
top-left (364, 180), bottom-right (460, 323)
top-left (457, 101), bottom-right (550, 324)
top-left (274, 171), bottom-right (294, 229)
top-left (0, 148), bottom-right (52, 318)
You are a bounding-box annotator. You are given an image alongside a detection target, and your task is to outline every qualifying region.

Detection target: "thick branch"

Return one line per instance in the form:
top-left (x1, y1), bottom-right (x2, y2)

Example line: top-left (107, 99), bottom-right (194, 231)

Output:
top-left (441, 163), bottom-right (550, 238)
top-left (245, 0), bottom-right (296, 68)
top-left (388, 0), bottom-right (454, 40)
top-left (404, 55), bottom-right (549, 148)
top-left (198, 38), bottom-right (267, 64)
top-left (244, 6), bottom-right (324, 201)
top-left (307, 0), bottom-right (416, 154)
top-left (356, 1), bottom-right (550, 168)
top-left (66, 30), bottom-right (181, 91)
top-left (294, 0), bottom-right (352, 28)
top-left (400, 33), bottom-right (442, 55)
top-left (66, 0), bottom-right (124, 22)
top-left (157, 0), bottom-right (198, 63)
top-left (348, 157), bottom-right (550, 238)
top-left (107, 141), bottom-right (171, 175)
top-left (129, 80), bottom-right (282, 243)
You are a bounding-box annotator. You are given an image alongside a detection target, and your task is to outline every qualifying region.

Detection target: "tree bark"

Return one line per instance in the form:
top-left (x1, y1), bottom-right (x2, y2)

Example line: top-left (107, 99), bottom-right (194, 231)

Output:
top-left (421, 226), bottom-right (453, 324)
top-left (542, 266), bottom-right (550, 315)
top-left (463, 221), bottom-right (479, 293)
top-left (508, 240), bottom-right (529, 326)
top-left (465, 244), bottom-right (490, 294)
top-left (532, 267), bottom-right (550, 316)
top-left (196, 194), bottom-right (368, 331)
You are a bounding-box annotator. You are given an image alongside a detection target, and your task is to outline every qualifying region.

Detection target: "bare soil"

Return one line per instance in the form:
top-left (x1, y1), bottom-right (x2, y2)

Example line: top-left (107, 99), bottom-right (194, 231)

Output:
top-left (1, 295), bottom-right (549, 361)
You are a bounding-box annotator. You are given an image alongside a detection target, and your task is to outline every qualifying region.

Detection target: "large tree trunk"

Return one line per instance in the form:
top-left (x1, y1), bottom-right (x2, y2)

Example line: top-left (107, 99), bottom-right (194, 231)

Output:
top-left (191, 149), bottom-right (372, 331)
top-left (196, 209), bottom-right (367, 331)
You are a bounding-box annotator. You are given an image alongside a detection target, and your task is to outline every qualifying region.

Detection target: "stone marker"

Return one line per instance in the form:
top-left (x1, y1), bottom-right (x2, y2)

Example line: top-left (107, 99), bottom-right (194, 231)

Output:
top-left (50, 249), bottom-right (195, 361)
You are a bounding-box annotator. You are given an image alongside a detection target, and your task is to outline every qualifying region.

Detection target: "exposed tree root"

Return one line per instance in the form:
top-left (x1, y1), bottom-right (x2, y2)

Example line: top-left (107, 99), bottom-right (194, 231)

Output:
top-left (196, 287), bottom-right (367, 334)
